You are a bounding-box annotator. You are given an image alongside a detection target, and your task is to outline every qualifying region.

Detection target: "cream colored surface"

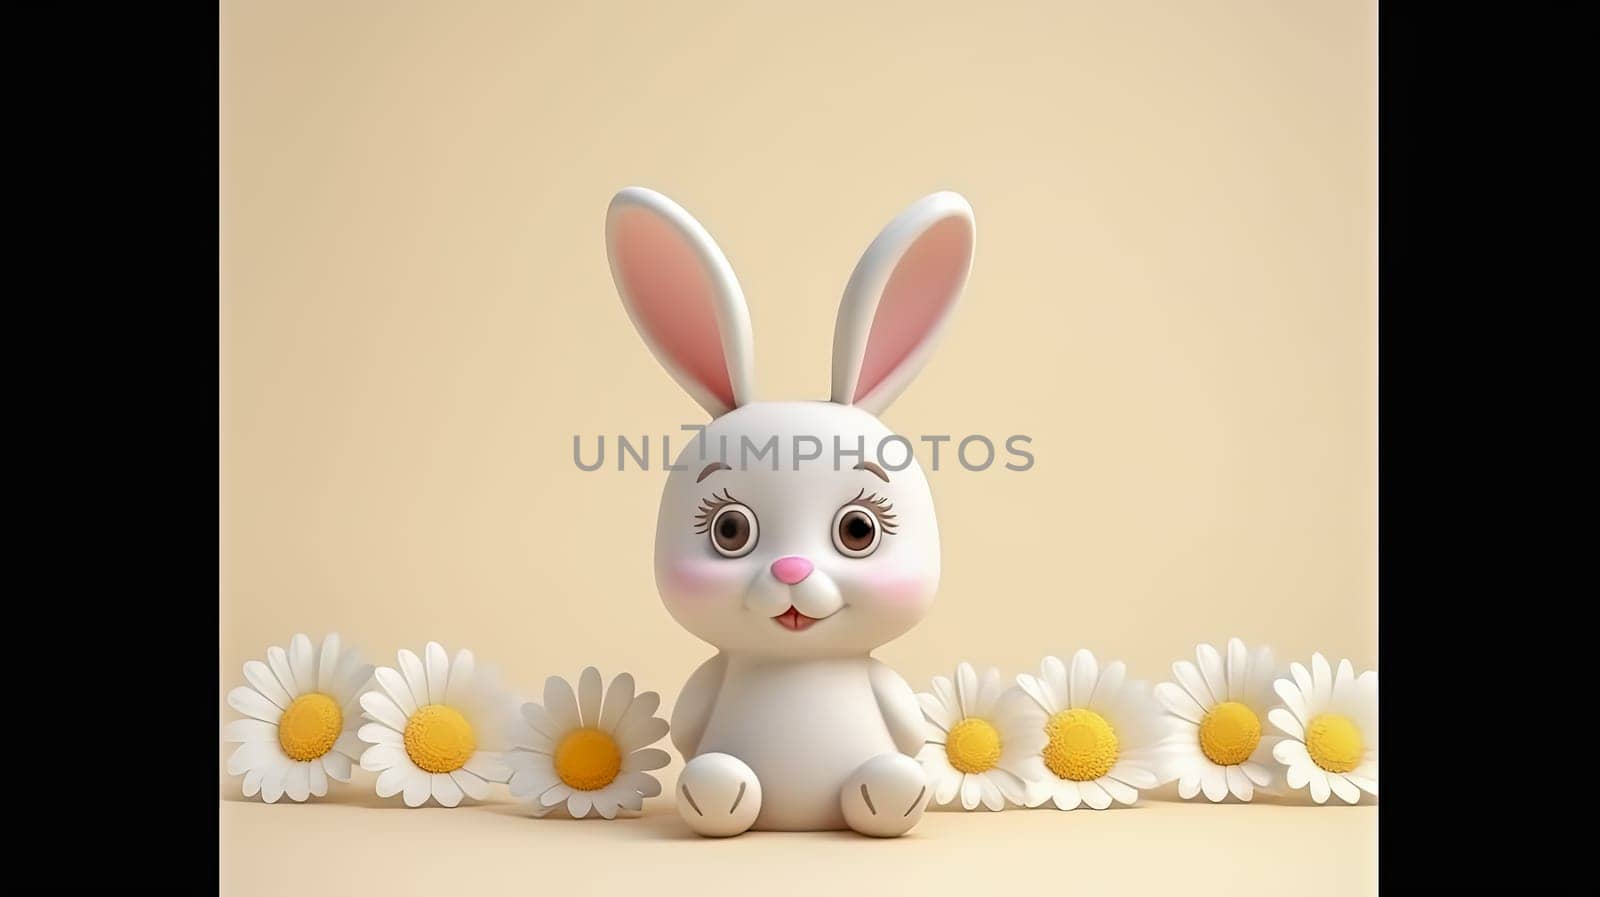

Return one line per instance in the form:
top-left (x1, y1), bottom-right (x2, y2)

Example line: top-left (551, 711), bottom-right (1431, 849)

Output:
top-left (220, 792), bottom-right (1375, 897)
top-left (221, 0), bottom-right (1375, 889)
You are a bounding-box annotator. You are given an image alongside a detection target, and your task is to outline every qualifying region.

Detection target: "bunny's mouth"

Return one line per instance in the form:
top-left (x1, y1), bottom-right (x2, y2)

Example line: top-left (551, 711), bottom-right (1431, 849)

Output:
top-left (773, 606), bottom-right (837, 632)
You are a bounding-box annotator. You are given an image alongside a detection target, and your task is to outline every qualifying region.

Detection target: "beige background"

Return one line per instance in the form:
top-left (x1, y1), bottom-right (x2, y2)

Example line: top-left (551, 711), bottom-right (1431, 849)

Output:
top-left (220, 0), bottom-right (1375, 893)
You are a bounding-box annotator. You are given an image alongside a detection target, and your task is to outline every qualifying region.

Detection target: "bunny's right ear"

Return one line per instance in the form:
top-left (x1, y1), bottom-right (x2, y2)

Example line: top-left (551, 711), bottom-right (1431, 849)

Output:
top-left (605, 187), bottom-right (756, 418)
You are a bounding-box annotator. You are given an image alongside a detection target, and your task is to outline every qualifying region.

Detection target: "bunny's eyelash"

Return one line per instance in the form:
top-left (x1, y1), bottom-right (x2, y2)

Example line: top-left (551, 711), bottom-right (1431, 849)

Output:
top-left (693, 489), bottom-right (741, 534)
top-left (847, 489), bottom-right (899, 533)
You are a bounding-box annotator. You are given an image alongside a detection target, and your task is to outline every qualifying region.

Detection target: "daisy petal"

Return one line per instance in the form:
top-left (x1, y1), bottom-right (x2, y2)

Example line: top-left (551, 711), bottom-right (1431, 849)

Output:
top-left (544, 676), bottom-right (581, 732)
top-left (1225, 765), bottom-right (1253, 801)
top-left (223, 719), bottom-right (277, 743)
top-left (445, 649), bottom-right (476, 707)
top-left (930, 675), bottom-right (960, 721)
top-left (317, 634), bottom-right (342, 694)
top-left (1041, 655), bottom-right (1070, 706)
top-left (1015, 673), bottom-right (1054, 715)
top-left (1332, 657), bottom-right (1355, 705)
top-left (1327, 773), bottom-right (1360, 805)
top-left (959, 773), bottom-right (982, 810)
top-left (376, 765), bottom-right (410, 798)
top-left (612, 692), bottom-right (663, 748)
top-left (919, 692), bottom-right (954, 731)
top-left (359, 722), bottom-right (402, 745)
top-left (1308, 768), bottom-right (1331, 804)
top-left (1091, 661), bottom-right (1126, 712)
top-left (521, 702), bottom-right (564, 742)
top-left (1272, 680), bottom-right (1311, 728)
top-left (976, 666), bottom-right (1005, 716)
top-left (308, 761), bottom-right (328, 797)
top-left (599, 672), bottom-right (635, 734)
top-left (1245, 645), bottom-right (1277, 707)
top-left (289, 635), bottom-right (316, 699)
top-left (1154, 682), bottom-right (1206, 724)
top-left (1311, 653), bottom-right (1333, 708)
top-left (1079, 779), bottom-right (1112, 809)
top-left (1107, 763), bottom-right (1158, 790)
top-left (465, 752), bottom-right (512, 783)
top-left (228, 686), bottom-right (283, 724)
top-left (425, 642), bottom-right (450, 709)
top-left (1070, 649), bottom-right (1099, 710)
top-left (1196, 643), bottom-right (1228, 710)
top-left (978, 775), bottom-right (1004, 811)
top-left (1241, 761), bottom-right (1272, 787)
top-left (1347, 773), bottom-right (1379, 796)
top-left (616, 715), bottom-right (669, 753)
top-left (578, 667), bottom-right (603, 728)
top-left (375, 667), bottom-right (418, 717)
top-left (243, 661), bottom-right (294, 709)
top-left (1053, 780), bottom-right (1081, 810)
top-left (1225, 638), bottom-right (1247, 702)
top-left (227, 742), bottom-right (276, 775)
top-left (621, 771), bottom-right (662, 798)
top-left (361, 744), bottom-right (406, 772)
top-left (398, 650), bottom-right (430, 708)
top-left (1289, 662), bottom-right (1314, 709)
top-left (625, 748), bottom-right (670, 772)
top-left (1273, 739), bottom-right (1310, 766)
top-left (1285, 762), bottom-right (1310, 790)
top-left (267, 646), bottom-right (299, 699)
top-left (568, 790), bottom-right (593, 819)
top-left (955, 664), bottom-right (979, 719)
top-left (284, 762), bottom-right (311, 802)
top-left (242, 768), bottom-right (264, 798)
top-left (1172, 661), bottom-right (1215, 710)
top-left (402, 768), bottom-right (432, 807)
top-left (359, 691), bottom-right (409, 732)
top-left (933, 767), bottom-right (961, 806)
top-left (1098, 775), bottom-right (1138, 805)
top-left (1201, 764), bottom-right (1228, 802)
top-left (1177, 773), bottom-right (1201, 800)
top-left (322, 752), bottom-right (353, 782)
top-left (451, 769), bottom-right (490, 801)
top-left (1268, 707), bottom-right (1304, 740)
top-left (432, 772), bottom-right (464, 807)
top-left (260, 765), bottom-right (287, 803)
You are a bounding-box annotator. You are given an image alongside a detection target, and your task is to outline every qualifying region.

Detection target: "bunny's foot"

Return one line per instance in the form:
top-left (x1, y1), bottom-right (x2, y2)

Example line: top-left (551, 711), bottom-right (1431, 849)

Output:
top-left (840, 753), bottom-right (929, 838)
top-left (677, 752), bottom-right (762, 837)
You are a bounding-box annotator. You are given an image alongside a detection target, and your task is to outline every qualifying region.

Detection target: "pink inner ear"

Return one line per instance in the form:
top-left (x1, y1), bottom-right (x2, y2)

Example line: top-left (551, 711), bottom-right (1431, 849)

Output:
top-left (612, 207), bottom-right (735, 409)
top-left (854, 217), bottom-right (972, 404)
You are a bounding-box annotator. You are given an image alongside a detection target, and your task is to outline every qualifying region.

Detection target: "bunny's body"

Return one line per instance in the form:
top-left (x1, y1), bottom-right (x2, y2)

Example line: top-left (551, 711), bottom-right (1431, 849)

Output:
top-left (604, 187), bottom-right (976, 837)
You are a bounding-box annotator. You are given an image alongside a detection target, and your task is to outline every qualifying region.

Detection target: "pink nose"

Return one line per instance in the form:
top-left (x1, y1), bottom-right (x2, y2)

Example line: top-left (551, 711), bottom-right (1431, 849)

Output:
top-left (770, 556), bottom-right (813, 585)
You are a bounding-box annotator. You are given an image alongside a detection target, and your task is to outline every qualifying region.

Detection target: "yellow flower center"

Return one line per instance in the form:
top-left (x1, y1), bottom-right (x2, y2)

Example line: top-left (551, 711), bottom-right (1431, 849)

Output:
top-left (277, 693), bottom-right (342, 761)
top-left (1198, 701), bottom-right (1262, 766)
top-left (945, 718), bottom-right (1002, 774)
top-left (554, 727), bottom-right (623, 790)
top-left (1043, 708), bottom-right (1119, 781)
top-left (403, 705), bottom-right (477, 773)
top-left (1305, 713), bottom-right (1363, 773)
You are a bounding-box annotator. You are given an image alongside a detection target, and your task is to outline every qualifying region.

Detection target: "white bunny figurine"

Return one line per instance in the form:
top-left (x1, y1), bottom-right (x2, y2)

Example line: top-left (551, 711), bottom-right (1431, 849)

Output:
top-left (603, 187), bottom-right (976, 837)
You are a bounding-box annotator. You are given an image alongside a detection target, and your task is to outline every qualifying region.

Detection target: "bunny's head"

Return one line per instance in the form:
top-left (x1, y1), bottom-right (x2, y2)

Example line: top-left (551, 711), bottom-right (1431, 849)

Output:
top-left (605, 187), bottom-right (975, 658)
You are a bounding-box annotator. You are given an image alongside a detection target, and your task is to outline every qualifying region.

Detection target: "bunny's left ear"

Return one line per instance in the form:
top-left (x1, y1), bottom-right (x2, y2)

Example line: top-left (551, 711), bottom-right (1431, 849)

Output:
top-left (830, 191), bottom-right (975, 415)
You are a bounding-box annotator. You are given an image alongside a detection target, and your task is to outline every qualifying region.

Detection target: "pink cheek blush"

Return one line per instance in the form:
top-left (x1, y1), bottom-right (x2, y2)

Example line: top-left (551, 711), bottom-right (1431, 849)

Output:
top-left (663, 559), bottom-right (742, 595)
top-left (857, 574), bottom-right (936, 605)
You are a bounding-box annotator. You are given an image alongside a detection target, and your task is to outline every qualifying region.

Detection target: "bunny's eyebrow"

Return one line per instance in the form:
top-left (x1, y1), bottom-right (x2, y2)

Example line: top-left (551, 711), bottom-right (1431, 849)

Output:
top-left (696, 462), bottom-right (731, 483)
top-left (854, 461), bottom-right (890, 483)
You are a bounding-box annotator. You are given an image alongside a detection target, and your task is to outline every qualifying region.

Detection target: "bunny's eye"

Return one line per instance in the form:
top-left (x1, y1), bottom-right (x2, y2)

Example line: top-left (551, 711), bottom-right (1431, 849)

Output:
top-left (833, 507), bottom-right (880, 557)
top-left (832, 490), bottom-right (897, 558)
top-left (709, 504), bottom-right (758, 558)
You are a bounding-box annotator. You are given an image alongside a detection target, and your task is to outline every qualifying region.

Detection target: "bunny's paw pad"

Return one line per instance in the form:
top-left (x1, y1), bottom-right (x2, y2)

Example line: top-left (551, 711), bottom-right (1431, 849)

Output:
top-left (841, 753), bottom-right (929, 838)
top-left (677, 752), bottom-right (762, 837)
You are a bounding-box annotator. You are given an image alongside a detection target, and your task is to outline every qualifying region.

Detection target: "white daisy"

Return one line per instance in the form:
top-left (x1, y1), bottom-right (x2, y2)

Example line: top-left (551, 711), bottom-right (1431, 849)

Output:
top-left (1269, 652), bottom-right (1377, 805)
top-left (224, 633), bottom-right (373, 803)
top-left (916, 661), bottom-right (1048, 811)
top-left (356, 642), bottom-right (517, 808)
top-left (1015, 650), bottom-right (1164, 810)
top-left (504, 667), bottom-right (670, 819)
top-left (1154, 638), bottom-right (1280, 802)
